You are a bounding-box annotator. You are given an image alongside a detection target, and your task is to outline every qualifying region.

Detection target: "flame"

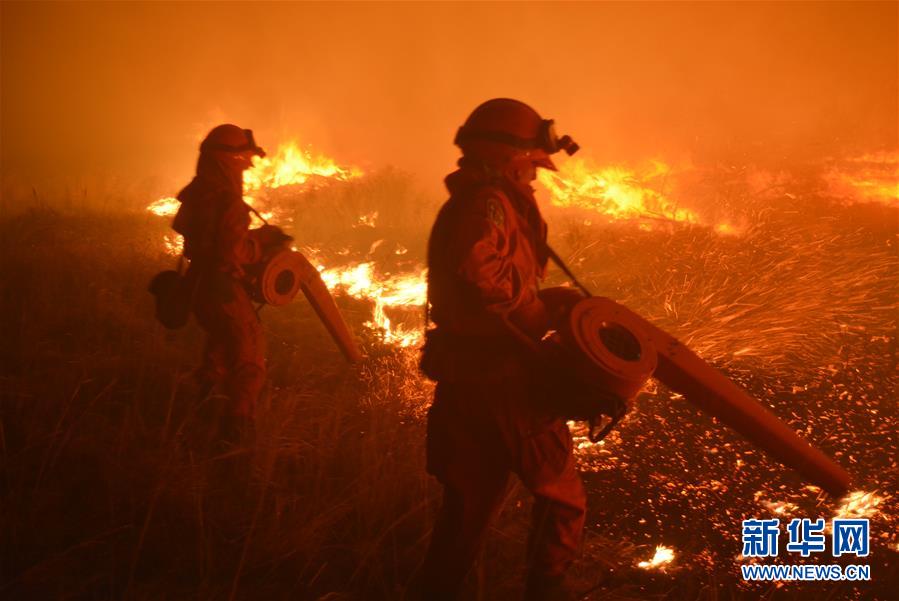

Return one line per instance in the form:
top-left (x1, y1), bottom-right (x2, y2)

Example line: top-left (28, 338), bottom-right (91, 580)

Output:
top-left (149, 140), bottom-right (361, 249)
top-left (147, 196), bottom-right (180, 217)
top-left (243, 141), bottom-right (362, 192)
top-left (147, 146), bottom-right (894, 355)
top-left (637, 545), bottom-right (675, 569)
top-left (823, 150), bottom-right (899, 206)
top-left (163, 234), bottom-right (183, 256)
top-left (357, 211), bottom-right (378, 228)
top-left (240, 141), bottom-right (362, 226)
top-left (316, 261), bottom-right (427, 347)
top-left (145, 140), bottom-right (427, 346)
top-left (144, 139), bottom-right (430, 348)
top-left (538, 158), bottom-right (700, 224)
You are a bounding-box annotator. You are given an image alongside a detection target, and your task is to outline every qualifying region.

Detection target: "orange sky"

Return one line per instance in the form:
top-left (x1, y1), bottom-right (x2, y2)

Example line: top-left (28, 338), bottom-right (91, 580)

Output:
top-left (1, 1), bottom-right (896, 196)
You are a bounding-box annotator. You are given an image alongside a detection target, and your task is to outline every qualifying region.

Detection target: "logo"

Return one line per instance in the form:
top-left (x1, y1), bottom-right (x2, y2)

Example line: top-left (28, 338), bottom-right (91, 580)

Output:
top-left (785, 518), bottom-right (826, 557)
top-left (740, 518), bottom-right (871, 582)
top-left (832, 519), bottom-right (869, 558)
top-left (742, 519), bottom-right (780, 557)
top-left (486, 198), bottom-right (505, 229)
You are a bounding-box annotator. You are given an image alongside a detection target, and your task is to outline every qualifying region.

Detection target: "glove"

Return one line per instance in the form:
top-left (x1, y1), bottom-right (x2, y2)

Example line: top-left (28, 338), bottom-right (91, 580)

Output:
top-left (508, 297), bottom-right (550, 341)
top-left (538, 286), bottom-right (586, 330)
top-left (250, 225), bottom-right (293, 251)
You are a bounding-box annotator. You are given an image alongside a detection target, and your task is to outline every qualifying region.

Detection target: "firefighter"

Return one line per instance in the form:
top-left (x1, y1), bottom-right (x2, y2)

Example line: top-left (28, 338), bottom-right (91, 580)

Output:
top-left (172, 124), bottom-right (285, 443)
top-left (419, 99), bottom-right (585, 600)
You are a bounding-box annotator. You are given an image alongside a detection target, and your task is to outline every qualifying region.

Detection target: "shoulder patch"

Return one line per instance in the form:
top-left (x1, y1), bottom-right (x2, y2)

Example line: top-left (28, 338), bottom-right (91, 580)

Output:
top-left (486, 197), bottom-right (505, 228)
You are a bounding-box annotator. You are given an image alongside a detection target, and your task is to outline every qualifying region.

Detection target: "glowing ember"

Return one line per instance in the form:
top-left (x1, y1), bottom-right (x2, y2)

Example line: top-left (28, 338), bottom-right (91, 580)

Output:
top-left (754, 491), bottom-right (799, 516)
top-left (163, 234), bottom-right (183, 256)
top-left (638, 545), bottom-right (675, 569)
top-left (714, 223), bottom-right (740, 236)
top-left (538, 158), bottom-right (700, 225)
top-left (833, 490), bottom-right (884, 521)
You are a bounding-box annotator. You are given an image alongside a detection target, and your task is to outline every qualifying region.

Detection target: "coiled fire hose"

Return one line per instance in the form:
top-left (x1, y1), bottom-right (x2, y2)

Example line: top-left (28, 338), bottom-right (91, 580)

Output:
top-left (531, 244), bottom-right (851, 496)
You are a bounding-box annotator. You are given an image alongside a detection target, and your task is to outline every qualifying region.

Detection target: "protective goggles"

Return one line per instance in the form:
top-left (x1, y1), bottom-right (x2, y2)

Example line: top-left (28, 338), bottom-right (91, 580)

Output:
top-left (454, 119), bottom-right (579, 157)
top-left (201, 129), bottom-right (267, 158)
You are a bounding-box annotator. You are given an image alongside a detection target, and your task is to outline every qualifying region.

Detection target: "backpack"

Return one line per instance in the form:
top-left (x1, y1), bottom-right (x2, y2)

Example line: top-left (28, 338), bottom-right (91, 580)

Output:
top-left (148, 262), bottom-right (198, 330)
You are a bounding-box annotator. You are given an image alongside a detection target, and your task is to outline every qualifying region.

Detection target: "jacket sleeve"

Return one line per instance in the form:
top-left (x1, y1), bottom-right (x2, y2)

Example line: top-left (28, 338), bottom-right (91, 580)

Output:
top-left (215, 199), bottom-right (262, 276)
top-left (452, 193), bottom-right (547, 336)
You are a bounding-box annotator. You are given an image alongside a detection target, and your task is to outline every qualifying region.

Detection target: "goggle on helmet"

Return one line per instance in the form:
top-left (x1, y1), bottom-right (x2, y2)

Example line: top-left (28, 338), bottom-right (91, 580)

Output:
top-left (454, 119), bottom-right (580, 158)
top-left (200, 128), bottom-right (267, 158)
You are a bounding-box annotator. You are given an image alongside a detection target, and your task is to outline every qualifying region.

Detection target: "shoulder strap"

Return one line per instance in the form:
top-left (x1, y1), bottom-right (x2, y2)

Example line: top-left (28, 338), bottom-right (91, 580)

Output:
top-left (246, 203), bottom-right (269, 226)
top-left (543, 244), bottom-right (593, 298)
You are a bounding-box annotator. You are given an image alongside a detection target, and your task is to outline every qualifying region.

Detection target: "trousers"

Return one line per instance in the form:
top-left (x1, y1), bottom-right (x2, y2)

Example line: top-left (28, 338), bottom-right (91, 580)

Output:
top-left (193, 276), bottom-right (266, 417)
top-left (420, 377), bottom-right (586, 599)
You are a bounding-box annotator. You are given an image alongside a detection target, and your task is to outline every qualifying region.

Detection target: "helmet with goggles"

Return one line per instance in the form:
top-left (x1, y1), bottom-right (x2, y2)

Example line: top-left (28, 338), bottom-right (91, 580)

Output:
top-left (454, 98), bottom-right (578, 171)
top-left (200, 124), bottom-right (266, 158)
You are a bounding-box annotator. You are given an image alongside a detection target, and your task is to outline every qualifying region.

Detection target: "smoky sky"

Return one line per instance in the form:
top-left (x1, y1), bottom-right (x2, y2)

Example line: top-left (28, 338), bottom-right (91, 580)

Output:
top-left (1, 1), bottom-right (896, 196)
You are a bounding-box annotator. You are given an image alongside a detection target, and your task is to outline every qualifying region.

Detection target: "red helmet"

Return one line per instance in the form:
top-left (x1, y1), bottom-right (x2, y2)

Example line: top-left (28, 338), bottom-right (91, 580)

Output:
top-left (200, 124), bottom-right (266, 157)
top-left (454, 98), bottom-right (579, 171)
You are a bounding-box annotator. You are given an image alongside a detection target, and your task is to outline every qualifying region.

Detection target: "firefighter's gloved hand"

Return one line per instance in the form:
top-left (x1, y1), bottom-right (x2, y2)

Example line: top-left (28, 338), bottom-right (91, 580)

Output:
top-left (251, 225), bottom-right (293, 250)
top-left (508, 297), bottom-right (550, 341)
top-left (602, 389), bottom-right (630, 418)
top-left (539, 286), bottom-right (586, 330)
top-left (535, 333), bottom-right (563, 362)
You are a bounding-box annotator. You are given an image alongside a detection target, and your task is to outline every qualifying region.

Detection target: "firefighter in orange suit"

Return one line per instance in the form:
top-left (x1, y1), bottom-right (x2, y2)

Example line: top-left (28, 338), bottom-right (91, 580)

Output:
top-left (173, 124), bottom-right (284, 441)
top-left (419, 99), bottom-right (586, 600)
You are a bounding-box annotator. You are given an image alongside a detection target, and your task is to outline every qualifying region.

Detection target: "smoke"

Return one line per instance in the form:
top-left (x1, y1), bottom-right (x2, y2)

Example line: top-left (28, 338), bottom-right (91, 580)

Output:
top-left (1, 1), bottom-right (896, 199)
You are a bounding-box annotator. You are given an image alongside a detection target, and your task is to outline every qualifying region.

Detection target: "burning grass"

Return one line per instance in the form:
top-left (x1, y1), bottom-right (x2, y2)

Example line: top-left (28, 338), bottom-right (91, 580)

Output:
top-left (1, 157), bottom-right (897, 599)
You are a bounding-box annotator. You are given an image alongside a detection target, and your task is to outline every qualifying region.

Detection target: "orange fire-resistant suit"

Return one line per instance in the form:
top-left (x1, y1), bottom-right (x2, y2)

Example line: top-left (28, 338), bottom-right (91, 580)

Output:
top-left (173, 152), bottom-right (265, 418)
top-left (419, 163), bottom-right (586, 599)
